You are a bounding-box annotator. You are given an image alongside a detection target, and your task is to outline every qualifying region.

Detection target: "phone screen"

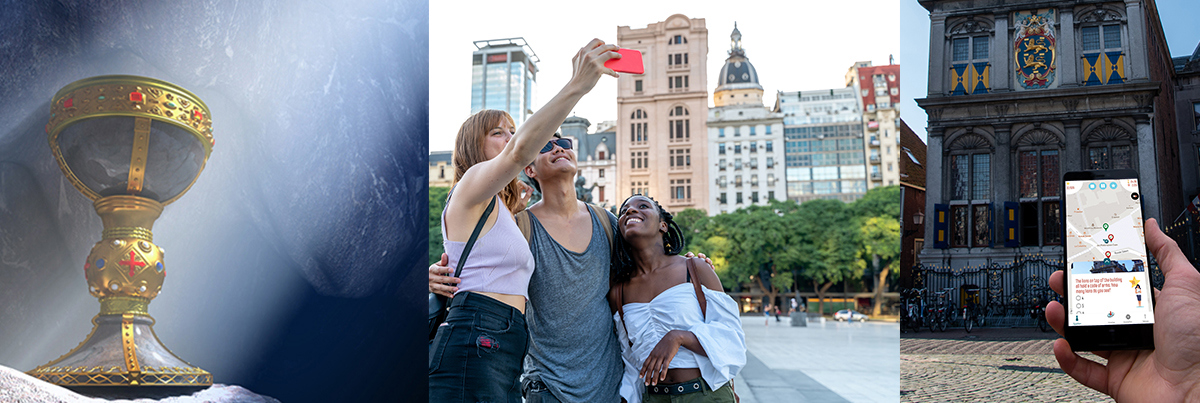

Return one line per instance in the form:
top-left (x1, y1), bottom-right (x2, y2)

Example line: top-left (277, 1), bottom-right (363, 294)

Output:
top-left (1064, 178), bottom-right (1153, 327)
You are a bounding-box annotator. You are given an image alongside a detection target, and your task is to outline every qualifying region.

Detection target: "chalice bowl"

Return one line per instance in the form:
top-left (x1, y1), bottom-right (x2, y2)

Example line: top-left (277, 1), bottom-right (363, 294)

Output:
top-left (27, 75), bottom-right (214, 397)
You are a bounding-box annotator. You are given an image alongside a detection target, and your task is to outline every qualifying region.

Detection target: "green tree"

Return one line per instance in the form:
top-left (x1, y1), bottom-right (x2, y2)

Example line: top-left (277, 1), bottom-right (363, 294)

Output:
top-left (673, 208), bottom-right (710, 253)
top-left (791, 199), bottom-right (861, 315)
top-left (859, 216), bottom-right (901, 315)
top-left (850, 185), bottom-right (902, 315)
top-left (852, 185), bottom-right (901, 220)
top-left (716, 203), bottom-right (799, 310)
top-left (429, 186), bottom-right (450, 266)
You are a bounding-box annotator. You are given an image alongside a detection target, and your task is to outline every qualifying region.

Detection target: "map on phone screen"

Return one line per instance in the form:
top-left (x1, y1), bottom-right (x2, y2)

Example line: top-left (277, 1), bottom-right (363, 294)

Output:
top-left (1065, 179), bottom-right (1153, 327)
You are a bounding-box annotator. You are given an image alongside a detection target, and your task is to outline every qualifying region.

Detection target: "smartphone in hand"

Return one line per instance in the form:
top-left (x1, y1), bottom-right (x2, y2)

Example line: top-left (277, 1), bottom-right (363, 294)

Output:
top-left (604, 48), bottom-right (644, 75)
top-left (1062, 169), bottom-right (1154, 351)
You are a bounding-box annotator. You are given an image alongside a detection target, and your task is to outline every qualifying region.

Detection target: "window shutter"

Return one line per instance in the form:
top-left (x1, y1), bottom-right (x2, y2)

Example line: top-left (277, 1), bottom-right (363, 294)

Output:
top-left (934, 204), bottom-right (949, 249)
top-left (1004, 201), bottom-right (1020, 247)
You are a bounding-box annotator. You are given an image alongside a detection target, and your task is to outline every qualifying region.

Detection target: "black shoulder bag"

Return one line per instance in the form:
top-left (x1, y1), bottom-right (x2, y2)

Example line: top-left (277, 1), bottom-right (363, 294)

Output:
top-left (428, 196), bottom-right (497, 341)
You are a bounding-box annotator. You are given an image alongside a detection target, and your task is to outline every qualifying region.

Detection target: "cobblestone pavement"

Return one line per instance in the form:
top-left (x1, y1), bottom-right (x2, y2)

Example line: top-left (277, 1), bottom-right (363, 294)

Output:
top-left (901, 328), bottom-right (1113, 402)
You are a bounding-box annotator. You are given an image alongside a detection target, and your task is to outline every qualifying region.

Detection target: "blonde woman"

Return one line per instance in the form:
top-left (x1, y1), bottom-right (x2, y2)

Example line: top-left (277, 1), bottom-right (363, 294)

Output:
top-left (427, 39), bottom-right (618, 403)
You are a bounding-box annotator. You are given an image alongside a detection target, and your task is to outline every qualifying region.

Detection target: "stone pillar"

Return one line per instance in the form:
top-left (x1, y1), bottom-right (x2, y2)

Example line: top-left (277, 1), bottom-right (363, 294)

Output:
top-left (929, 15), bottom-right (948, 96)
top-left (993, 124), bottom-right (1012, 247)
top-left (1064, 120), bottom-right (1082, 171)
top-left (994, 124), bottom-right (1013, 202)
top-left (925, 126), bottom-right (946, 248)
top-left (1124, 0), bottom-right (1149, 81)
top-left (1058, 8), bottom-right (1078, 87)
top-left (1135, 115), bottom-right (1161, 221)
top-left (992, 13), bottom-right (1011, 92)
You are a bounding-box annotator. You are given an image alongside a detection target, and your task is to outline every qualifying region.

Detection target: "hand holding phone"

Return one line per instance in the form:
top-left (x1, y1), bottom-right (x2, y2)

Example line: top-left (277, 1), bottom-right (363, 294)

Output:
top-left (604, 48), bottom-right (644, 75)
top-left (1047, 216), bottom-right (1200, 401)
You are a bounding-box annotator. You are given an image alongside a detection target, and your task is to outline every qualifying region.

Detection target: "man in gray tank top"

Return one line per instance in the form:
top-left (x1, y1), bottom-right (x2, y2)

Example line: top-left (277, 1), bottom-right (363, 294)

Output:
top-left (430, 136), bottom-right (623, 402)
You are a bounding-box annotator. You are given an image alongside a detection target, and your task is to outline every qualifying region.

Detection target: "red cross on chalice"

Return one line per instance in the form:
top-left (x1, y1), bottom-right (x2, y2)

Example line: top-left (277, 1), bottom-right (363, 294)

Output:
top-left (119, 250), bottom-right (146, 277)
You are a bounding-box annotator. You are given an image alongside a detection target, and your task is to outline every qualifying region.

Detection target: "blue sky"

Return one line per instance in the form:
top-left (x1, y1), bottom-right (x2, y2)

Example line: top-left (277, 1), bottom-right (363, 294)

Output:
top-left (899, 0), bottom-right (1200, 142)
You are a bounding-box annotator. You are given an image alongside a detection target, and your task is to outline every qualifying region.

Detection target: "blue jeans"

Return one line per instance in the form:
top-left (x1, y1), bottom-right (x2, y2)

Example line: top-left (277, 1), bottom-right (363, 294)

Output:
top-left (429, 292), bottom-right (529, 403)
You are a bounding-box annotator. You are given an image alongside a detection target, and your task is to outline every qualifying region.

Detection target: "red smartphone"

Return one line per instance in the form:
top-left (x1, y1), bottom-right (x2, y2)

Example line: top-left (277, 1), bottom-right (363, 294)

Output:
top-left (604, 48), bottom-right (644, 75)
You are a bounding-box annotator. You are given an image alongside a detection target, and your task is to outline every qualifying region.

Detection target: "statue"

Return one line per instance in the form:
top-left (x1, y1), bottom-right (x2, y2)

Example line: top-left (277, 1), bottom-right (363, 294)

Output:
top-left (575, 174), bottom-right (595, 203)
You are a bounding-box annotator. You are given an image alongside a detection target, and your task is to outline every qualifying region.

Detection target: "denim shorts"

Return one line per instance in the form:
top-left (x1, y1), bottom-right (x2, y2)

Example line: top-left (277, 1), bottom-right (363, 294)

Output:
top-left (429, 292), bottom-right (529, 403)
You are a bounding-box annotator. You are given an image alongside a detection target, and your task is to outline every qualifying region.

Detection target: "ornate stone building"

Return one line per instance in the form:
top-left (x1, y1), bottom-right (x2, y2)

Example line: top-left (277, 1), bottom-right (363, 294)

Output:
top-left (707, 24), bottom-right (786, 215)
top-left (617, 14), bottom-right (709, 212)
top-left (917, 0), bottom-right (1183, 268)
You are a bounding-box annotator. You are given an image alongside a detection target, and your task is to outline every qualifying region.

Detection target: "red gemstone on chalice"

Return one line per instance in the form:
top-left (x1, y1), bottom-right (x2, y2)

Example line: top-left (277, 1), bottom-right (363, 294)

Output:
top-left (64, 98), bottom-right (73, 108)
top-left (130, 92), bottom-right (144, 103)
top-left (193, 110), bottom-right (203, 120)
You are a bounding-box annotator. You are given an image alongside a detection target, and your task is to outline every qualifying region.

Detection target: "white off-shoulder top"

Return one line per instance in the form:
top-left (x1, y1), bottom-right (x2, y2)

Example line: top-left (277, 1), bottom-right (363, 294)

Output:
top-left (614, 282), bottom-right (747, 403)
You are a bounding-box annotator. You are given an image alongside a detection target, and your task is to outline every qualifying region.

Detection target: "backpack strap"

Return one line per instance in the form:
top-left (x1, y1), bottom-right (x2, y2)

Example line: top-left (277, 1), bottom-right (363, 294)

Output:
top-left (587, 203), bottom-right (615, 248)
top-left (687, 258), bottom-right (707, 320)
top-left (514, 209), bottom-right (533, 245)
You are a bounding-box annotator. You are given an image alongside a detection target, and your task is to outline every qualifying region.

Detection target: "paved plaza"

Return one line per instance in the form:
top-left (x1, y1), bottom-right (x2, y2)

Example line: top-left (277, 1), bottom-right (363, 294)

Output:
top-left (733, 316), bottom-right (898, 403)
top-left (901, 328), bottom-right (1112, 402)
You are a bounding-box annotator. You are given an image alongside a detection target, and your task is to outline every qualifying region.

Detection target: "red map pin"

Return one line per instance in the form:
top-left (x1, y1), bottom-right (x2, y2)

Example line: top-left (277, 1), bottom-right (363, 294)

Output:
top-left (1108, 234), bottom-right (1114, 241)
top-left (1105, 251), bottom-right (1112, 258)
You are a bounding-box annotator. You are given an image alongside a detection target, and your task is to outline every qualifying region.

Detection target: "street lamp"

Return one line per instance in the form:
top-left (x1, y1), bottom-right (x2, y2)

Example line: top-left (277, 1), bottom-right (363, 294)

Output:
top-left (27, 76), bottom-right (214, 397)
top-left (904, 212), bottom-right (925, 238)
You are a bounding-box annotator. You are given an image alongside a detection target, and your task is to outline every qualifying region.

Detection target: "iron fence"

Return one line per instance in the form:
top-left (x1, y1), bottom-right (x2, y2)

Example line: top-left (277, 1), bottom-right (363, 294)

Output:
top-left (905, 254), bottom-right (1161, 328)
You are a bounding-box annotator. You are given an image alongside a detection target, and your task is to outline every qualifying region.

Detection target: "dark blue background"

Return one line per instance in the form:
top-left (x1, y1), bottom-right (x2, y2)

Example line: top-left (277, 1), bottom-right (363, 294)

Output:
top-left (0, 1), bottom-right (428, 401)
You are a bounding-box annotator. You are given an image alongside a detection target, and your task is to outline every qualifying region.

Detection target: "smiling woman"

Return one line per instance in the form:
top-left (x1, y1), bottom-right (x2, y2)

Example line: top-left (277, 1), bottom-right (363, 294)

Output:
top-left (608, 195), bottom-right (746, 403)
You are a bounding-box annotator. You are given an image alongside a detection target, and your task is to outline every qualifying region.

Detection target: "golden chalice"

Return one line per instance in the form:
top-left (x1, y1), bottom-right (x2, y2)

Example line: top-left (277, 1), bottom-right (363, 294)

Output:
top-left (27, 75), bottom-right (214, 396)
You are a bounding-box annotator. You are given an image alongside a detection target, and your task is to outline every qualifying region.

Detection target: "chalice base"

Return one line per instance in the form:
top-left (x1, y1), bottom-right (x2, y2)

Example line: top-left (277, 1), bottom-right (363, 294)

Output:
top-left (26, 314), bottom-right (211, 398)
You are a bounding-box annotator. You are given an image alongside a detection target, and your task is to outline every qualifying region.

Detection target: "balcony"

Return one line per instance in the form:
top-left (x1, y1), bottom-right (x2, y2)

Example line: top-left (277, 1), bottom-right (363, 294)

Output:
top-left (870, 155), bottom-right (880, 163)
top-left (870, 172), bottom-right (882, 180)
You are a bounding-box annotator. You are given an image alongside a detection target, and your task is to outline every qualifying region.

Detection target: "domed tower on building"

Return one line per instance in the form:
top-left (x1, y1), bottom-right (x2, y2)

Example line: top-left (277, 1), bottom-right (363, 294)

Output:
top-left (707, 22), bottom-right (785, 215)
top-left (714, 23), bottom-right (764, 107)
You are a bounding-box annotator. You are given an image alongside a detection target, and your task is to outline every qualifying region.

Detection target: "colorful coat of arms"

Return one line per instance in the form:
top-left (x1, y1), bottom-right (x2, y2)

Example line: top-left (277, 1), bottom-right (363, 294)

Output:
top-left (1013, 9), bottom-right (1057, 89)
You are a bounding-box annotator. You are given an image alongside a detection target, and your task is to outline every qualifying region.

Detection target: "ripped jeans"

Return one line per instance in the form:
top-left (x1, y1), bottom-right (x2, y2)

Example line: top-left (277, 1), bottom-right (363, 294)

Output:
top-left (429, 292), bottom-right (529, 403)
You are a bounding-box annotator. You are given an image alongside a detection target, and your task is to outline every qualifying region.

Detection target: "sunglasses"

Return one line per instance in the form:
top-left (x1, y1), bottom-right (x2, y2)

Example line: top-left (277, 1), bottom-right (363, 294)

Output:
top-left (539, 138), bottom-right (573, 153)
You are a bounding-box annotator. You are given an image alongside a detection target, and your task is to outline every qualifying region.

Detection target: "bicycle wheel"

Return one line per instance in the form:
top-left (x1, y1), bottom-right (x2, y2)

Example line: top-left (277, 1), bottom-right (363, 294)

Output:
top-left (965, 318), bottom-right (973, 333)
top-left (937, 316), bottom-right (948, 332)
top-left (1038, 317), bottom-right (1050, 332)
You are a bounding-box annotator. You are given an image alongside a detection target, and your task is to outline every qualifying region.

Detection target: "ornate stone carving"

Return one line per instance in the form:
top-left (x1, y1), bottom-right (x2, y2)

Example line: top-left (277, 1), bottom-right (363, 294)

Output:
top-left (948, 16), bottom-right (994, 35)
top-left (1084, 124), bottom-right (1132, 143)
top-left (1015, 129), bottom-right (1062, 147)
top-left (1077, 7), bottom-right (1124, 24)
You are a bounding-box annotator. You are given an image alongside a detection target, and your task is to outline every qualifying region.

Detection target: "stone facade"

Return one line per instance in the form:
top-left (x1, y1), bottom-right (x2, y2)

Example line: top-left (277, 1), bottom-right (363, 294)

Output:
top-left (917, 0), bottom-right (1183, 268)
top-left (617, 14), bottom-right (709, 212)
top-left (707, 24), bottom-right (786, 215)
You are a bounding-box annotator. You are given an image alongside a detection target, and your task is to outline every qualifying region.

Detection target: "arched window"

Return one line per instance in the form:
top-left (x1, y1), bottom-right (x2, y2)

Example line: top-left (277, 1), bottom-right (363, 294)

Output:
top-left (630, 109), bottom-right (648, 145)
top-left (946, 17), bottom-right (993, 95)
top-left (1084, 124), bottom-right (1134, 170)
top-left (1014, 129), bottom-right (1063, 246)
top-left (668, 106), bottom-right (690, 142)
top-left (1077, 7), bottom-right (1127, 86)
top-left (947, 132), bottom-right (992, 247)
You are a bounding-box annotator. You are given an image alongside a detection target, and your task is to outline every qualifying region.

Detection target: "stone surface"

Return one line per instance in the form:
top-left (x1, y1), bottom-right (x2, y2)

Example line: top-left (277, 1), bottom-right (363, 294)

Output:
top-left (733, 315), bottom-right (898, 403)
top-left (0, 364), bottom-right (278, 403)
top-left (901, 330), bottom-right (1112, 402)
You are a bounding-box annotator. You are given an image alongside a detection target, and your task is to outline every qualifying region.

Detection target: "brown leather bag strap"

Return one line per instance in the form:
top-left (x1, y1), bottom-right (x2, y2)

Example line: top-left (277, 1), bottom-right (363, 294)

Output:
top-left (514, 209), bottom-right (533, 245)
top-left (687, 258), bottom-right (707, 320)
top-left (588, 203), bottom-right (615, 248)
top-left (617, 282), bottom-right (632, 346)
